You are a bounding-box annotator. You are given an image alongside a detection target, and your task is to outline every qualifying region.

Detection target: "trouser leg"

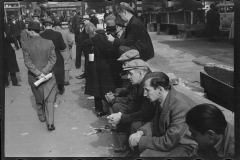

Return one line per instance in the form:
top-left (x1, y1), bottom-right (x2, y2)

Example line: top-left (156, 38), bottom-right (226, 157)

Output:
top-left (14, 36), bottom-right (19, 49)
top-left (4, 71), bottom-right (9, 86)
top-left (36, 103), bottom-right (45, 117)
top-left (75, 43), bottom-right (81, 68)
top-left (94, 97), bottom-right (103, 112)
top-left (58, 84), bottom-right (65, 92)
top-left (64, 70), bottom-right (69, 83)
top-left (45, 101), bottom-right (54, 125)
top-left (10, 72), bottom-right (18, 85)
top-left (16, 36), bottom-right (21, 48)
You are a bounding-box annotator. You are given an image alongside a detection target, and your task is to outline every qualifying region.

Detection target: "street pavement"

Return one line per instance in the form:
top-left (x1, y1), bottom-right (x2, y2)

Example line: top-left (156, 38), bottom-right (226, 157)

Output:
top-left (4, 30), bottom-right (234, 157)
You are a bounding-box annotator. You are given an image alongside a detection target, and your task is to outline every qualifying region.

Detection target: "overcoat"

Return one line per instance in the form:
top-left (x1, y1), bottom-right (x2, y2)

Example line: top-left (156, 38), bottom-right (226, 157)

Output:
top-left (82, 30), bottom-right (122, 98)
top-left (113, 16), bottom-right (154, 61)
top-left (22, 36), bottom-right (57, 103)
top-left (3, 35), bottom-right (20, 73)
top-left (20, 29), bottom-right (30, 43)
top-left (40, 29), bottom-right (66, 85)
top-left (206, 9), bottom-right (220, 36)
top-left (54, 27), bottom-right (73, 71)
top-left (138, 87), bottom-right (197, 156)
top-left (9, 20), bottom-right (22, 36)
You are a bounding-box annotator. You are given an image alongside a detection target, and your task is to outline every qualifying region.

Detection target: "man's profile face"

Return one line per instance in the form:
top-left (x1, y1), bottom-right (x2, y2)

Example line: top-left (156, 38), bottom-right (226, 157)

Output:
top-left (127, 69), bottom-right (140, 85)
top-left (83, 20), bottom-right (89, 25)
top-left (116, 25), bottom-right (122, 33)
top-left (189, 126), bottom-right (212, 149)
top-left (118, 11), bottom-right (128, 22)
top-left (144, 79), bottom-right (161, 102)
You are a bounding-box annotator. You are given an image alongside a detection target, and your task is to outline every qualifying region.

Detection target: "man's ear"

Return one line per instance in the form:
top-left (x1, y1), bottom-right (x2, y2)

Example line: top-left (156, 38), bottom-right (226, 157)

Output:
top-left (206, 130), bottom-right (216, 139)
top-left (157, 86), bottom-right (162, 94)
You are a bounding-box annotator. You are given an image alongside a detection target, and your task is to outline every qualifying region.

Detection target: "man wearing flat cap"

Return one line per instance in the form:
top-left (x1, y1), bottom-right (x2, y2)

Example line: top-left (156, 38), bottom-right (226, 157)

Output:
top-left (115, 16), bottom-right (126, 39)
top-left (89, 9), bottom-right (99, 28)
top-left (22, 21), bottom-right (57, 131)
top-left (40, 17), bottom-right (66, 95)
top-left (105, 8), bottom-right (116, 23)
top-left (107, 59), bottom-right (156, 156)
top-left (82, 24), bottom-right (122, 117)
top-left (107, 2), bottom-right (154, 61)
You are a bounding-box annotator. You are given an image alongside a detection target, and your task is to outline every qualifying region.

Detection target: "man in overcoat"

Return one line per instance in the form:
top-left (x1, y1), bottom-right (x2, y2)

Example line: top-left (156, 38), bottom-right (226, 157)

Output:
top-left (89, 9), bottom-right (99, 28)
top-left (76, 15), bottom-right (97, 80)
top-left (107, 2), bottom-right (154, 61)
top-left (22, 21), bottom-right (57, 131)
top-left (4, 26), bottom-right (21, 87)
top-left (20, 20), bottom-right (30, 43)
top-left (129, 72), bottom-right (197, 157)
top-left (53, 20), bottom-right (73, 85)
top-left (40, 18), bottom-right (66, 95)
top-left (82, 26), bottom-right (122, 117)
top-left (9, 15), bottom-right (23, 50)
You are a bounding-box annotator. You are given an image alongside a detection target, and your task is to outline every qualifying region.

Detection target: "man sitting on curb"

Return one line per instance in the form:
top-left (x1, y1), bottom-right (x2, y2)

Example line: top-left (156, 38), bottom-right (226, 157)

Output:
top-left (107, 59), bottom-right (156, 156)
top-left (186, 103), bottom-right (234, 157)
top-left (106, 49), bottom-right (141, 114)
top-left (129, 72), bottom-right (197, 157)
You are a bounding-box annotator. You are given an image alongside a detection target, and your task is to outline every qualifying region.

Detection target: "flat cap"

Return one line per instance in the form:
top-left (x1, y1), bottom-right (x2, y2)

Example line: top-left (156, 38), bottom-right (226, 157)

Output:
top-left (123, 59), bottom-right (149, 70)
top-left (118, 50), bottom-right (140, 62)
top-left (120, 2), bottom-right (134, 14)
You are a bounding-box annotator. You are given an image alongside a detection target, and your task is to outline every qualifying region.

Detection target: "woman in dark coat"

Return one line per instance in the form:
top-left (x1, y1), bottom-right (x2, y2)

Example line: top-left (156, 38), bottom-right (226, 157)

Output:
top-left (4, 23), bottom-right (21, 87)
top-left (82, 26), bottom-right (122, 117)
top-left (40, 18), bottom-right (66, 94)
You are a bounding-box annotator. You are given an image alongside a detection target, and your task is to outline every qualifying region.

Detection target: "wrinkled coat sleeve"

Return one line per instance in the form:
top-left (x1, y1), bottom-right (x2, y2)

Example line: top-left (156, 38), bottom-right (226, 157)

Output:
top-left (41, 42), bottom-right (56, 75)
top-left (22, 43), bottom-right (42, 76)
top-left (121, 97), bottom-right (154, 123)
top-left (137, 100), bottom-right (190, 152)
top-left (113, 22), bottom-right (137, 47)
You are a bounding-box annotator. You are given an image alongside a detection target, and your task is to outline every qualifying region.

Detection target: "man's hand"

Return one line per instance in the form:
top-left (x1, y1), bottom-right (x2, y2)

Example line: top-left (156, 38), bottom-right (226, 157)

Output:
top-left (107, 34), bottom-right (115, 42)
top-left (37, 73), bottom-right (46, 80)
top-left (129, 131), bottom-right (144, 149)
top-left (105, 92), bottom-right (115, 103)
top-left (107, 112), bottom-right (122, 125)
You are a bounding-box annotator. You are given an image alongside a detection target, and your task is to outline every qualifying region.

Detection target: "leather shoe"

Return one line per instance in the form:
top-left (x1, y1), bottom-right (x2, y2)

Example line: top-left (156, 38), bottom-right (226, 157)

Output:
top-left (13, 83), bottom-right (21, 86)
top-left (47, 124), bottom-right (55, 131)
top-left (114, 146), bottom-right (127, 152)
top-left (59, 88), bottom-right (65, 95)
top-left (96, 111), bottom-right (108, 117)
top-left (76, 74), bottom-right (86, 79)
top-left (38, 116), bottom-right (46, 122)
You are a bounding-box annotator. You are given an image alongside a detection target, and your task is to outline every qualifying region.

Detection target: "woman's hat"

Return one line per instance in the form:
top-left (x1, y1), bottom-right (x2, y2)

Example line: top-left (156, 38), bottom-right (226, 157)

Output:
top-left (28, 21), bottom-right (41, 31)
top-left (42, 17), bottom-right (53, 25)
top-left (83, 15), bottom-right (91, 20)
top-left (115, 16), bottom-right (125, 27)
top-left (106, 20), bottom-right (116, 32)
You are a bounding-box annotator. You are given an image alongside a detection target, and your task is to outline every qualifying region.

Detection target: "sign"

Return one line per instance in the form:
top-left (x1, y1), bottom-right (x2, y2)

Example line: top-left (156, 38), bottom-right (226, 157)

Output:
top-left (48, 7), bottom-right (77, 11)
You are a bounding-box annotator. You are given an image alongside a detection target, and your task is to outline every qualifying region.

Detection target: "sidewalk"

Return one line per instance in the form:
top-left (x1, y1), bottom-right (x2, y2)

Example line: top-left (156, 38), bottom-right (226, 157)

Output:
top-left (4, 31), bottom-right (234, 157)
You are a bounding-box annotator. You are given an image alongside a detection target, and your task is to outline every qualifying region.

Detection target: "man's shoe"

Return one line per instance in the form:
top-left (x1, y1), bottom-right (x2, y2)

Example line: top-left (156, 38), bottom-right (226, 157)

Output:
top-left (47, 124), bottom-right (55, 131)
top-left (114, 146), bottom-right (127, 152)
top-left (13, 83), bottom-right (21, 86)
top-left (76, 74), bottom-right (86, 79)
top-left (38, 116), bottom-right (46, 122)
top-left (64, 82), bottom-right (70, 85)
top-left (59, 89), bottom-right (65, 95)
top-left (96, 111), bottom-right (108, 117)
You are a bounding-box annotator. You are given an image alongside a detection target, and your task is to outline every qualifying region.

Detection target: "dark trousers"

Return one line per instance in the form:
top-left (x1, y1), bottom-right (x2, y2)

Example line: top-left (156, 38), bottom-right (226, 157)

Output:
top-left (5, 72), bottom-right (18, 85)
top-left (58, 84), bottom-right (65, 92)
top-left (14, 35), bottom-right (21, 49)
top-left (94, 97), bottom-right (104, 112)
top-left (75, 43), bottom-right (83, 68)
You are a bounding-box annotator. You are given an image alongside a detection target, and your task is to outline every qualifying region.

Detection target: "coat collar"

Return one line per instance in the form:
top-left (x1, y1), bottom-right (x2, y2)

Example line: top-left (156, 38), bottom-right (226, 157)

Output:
top-left (161, 87), bottom-right (176, 113)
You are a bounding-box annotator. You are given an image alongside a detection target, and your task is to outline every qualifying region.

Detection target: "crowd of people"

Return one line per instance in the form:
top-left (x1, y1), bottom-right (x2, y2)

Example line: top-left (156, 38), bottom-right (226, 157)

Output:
top-left (3, 2), bottom-right (234, 158)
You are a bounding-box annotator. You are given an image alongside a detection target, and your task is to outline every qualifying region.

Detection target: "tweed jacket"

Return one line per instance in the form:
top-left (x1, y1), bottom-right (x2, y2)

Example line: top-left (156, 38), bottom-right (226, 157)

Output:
top-left (113, 15), bottom-right (154, 61)
top-left (138, 87), bottom-right (197, 152)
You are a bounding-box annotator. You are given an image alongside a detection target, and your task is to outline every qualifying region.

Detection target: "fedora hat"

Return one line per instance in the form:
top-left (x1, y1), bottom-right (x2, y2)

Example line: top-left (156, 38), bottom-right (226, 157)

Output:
top-left (42, 17), bottom-right (53, 25)
top-left (106, 20), bottom-right (116, 32)
top-left (28, 21), bottom-right (41, 31)
top-left (83, 15), bottom-right (91, 20)
top-left (115, 16), bottom-right (125, 27)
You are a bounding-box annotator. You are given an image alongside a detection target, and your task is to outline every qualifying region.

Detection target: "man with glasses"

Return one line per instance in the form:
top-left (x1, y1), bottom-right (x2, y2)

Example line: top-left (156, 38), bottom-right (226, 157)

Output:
top-left (107, 2), bottom-right (154, 61)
